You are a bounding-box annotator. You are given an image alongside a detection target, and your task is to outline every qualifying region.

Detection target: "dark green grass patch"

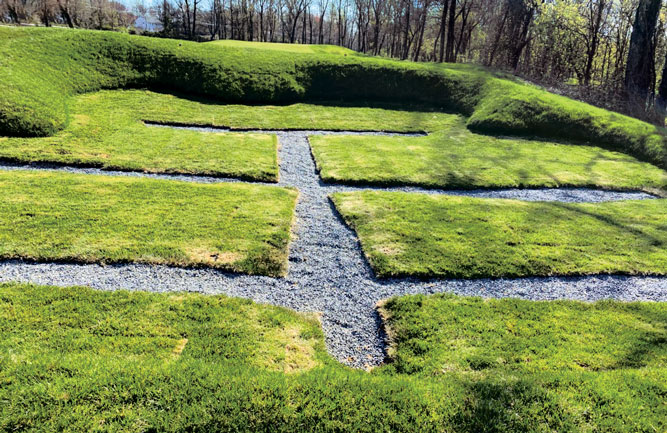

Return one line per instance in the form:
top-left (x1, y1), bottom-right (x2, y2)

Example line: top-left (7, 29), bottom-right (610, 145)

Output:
top-left (2, 283), bottom-right (665, 432)
top-left (0, 171), bottom-right (297, 276)
top-left (0, 90), bottom-right (279, 181)
top-left (332, 191), bottom-right (667, 278)
top-left (378, 293), bottom-right (667, 432)
top-left (310, 123), bottom-right (667, 194)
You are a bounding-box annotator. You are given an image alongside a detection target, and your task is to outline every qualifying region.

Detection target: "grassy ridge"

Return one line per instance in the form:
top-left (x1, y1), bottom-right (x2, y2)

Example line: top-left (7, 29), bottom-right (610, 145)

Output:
top-left (2, 283), bottom-right (665, 432)
top-left (0, 171), bottom-right (297, 276)
top-left (332, 191), bottom-right (667, 279)
top-left (1, 27), bottom-right (664, 168)
top-left (209, 39), bottom-right (358, 55)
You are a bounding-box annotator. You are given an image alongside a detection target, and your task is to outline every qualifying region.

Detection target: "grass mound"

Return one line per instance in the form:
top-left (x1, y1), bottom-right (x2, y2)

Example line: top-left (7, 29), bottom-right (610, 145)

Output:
top-left (1, 27), bottom-right (665, 168)
top-left (0, 171), bottom-right (297, 276)
top-left (332, 191), bottom-right (667, 279)
top-left (2, 283), bottom-right (665, 432)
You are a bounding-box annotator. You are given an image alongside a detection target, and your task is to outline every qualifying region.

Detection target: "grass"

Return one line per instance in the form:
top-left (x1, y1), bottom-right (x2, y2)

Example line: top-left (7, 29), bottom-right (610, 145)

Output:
top-left (1, 27), bottom-right (664, 168)
top-left (2, 282), bottom-right (665, 432)
top-left (209, 39), bottom-right (358, 55)
top-left (310, 122), bottom-right (667, 194)
top-left (0, 171), bottom-right (298, 276)
top-left (378, 293), bottom-right (667, 432)
top-left (332, 191), bottom-right (667, 279)
top-left (0, 90), bottom-right (279, 180)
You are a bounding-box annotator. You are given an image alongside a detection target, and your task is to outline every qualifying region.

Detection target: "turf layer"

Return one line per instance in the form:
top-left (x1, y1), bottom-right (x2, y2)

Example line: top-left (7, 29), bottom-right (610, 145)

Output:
top-left (310, 128), bottom-right (667, 194)
top-left (2, 283), bottom-right (665, 432)
top-left (332, 191), bottom-right (667, 279)
top-left (0, 171), bottom-right (297, 276)
top-left (0, 90), bottom-right (279, 181)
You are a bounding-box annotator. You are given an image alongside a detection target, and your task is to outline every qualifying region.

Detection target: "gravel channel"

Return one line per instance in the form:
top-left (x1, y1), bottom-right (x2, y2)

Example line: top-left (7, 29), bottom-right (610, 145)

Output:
top-left (0, 128), bottom-right (664, 368)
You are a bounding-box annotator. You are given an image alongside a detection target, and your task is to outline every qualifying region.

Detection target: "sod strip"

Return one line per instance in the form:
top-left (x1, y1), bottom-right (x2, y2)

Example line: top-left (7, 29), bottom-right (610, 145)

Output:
top-left (0, 91), bottom-right (279, 181)
top-left (310, 132), bottom-right (667, 194)
top-left (0, 171), bottom-right (297, 276)
top-left (332, 191), bottom-right (667, 279)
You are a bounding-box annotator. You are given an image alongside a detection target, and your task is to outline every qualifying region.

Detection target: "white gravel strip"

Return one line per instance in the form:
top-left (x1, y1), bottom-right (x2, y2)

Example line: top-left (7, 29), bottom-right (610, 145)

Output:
top-left (0, 129), bottom-right (664, 369)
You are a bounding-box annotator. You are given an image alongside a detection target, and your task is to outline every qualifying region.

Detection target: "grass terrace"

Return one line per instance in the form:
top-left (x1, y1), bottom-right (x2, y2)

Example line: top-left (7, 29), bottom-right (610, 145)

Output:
top-left (0, 171), bottom-right (297, 276)
top-left (0, 90), bottom-right (279, 181)
top-left (332, 191), bottom-right (667, 279)
top-left (310, 128), bottom-right (667, 194)
top-left (2, 283), bottom-right (665, 432)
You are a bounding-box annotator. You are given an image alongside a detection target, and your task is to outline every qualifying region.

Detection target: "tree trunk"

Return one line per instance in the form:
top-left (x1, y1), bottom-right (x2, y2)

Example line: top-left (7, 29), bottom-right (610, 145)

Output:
top-left (445, 0), bottom-right (456, 62)
top-left (624, 0), bottom-right (661, 104)
top-left (437, 0), bottom-right (449, 62)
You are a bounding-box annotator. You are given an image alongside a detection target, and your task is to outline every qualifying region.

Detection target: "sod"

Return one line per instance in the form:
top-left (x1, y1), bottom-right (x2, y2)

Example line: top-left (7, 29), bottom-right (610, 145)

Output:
top-left (1, 27), bottom-right (665, 168)
top-left (332, 191), bottom-right (667, 279)
top-left (2, 283), bottom-right (665, 432)
top-left (0, 171), bottom-right (297, 276)
top-left (377, 293), bottom-right (667, 432)
top-left (0, 90), bottom-right (279, 181)
top-left (310, 126), bottom-right (667, 194)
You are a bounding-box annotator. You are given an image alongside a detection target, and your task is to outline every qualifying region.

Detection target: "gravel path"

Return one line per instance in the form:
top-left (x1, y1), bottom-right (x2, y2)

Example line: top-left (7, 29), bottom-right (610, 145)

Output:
top-left (0, 129), bottom-right (664, 369)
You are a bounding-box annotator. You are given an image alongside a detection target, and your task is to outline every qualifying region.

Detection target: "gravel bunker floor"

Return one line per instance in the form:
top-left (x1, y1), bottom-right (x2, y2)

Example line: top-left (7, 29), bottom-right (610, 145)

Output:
top-left (0, 129), bottom-right (665, 369)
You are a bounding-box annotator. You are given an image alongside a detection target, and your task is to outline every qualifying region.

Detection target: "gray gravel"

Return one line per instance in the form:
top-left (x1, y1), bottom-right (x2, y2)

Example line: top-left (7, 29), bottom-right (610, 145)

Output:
top-left (0, 129), bottom-right (664, 369)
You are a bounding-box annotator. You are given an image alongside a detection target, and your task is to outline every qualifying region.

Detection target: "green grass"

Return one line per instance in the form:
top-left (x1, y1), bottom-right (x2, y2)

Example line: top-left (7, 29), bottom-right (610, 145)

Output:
top-left (0, 90), bottom-right (279, 180)
top-left (209, 39), bottom-right (358, 55)
top-left (2, 282), bottom-right (665, 432)
top-left (332, 191), bottom-right (667, 278)
top-left (310, 121), bottom-right (667, 194)
top-left (378, 293), bottom-right (667, 432)
top-left (0, 171), bottom-right (297, 276)
top-left (1, 27), bottom-right (664, 168)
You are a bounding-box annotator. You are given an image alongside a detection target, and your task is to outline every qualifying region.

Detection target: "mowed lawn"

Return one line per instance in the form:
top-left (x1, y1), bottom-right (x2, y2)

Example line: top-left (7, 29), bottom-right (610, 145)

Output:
top-left (378, 294), bottom-right (667, 432)
top-left (2, 283), bottom-right (665, 432)
top-left (310, 128), bottom-right (667, 194)
top-left (0, 91), bottom-right (279, 181)
top-left (110, 89), bottom-right (453, 132)
top-left (0, 171), bottom-right (297, 276)
top-left (332, 191), bottom-right (667, 278)
top-left (209, 39), bottom-right (358, 55)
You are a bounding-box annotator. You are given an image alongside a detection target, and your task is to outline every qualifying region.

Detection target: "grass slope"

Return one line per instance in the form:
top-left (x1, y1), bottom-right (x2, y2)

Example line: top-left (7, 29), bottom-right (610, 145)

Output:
top-left (378, 293), bottom-right (667, 432)
top-left (332, 191), bottom-right (667, 278)
top-left (0, 90), bottom-right (279, 180)
top-left (310, 124), bottom-right (667, 194)
top-left (209, 39), bottom-right (357, 55)
top-left (2, 283), bottom-right (665, 432)
top-left (1, 27), bottom-right (664, 168)
top-left (0, 171), bottom-right (297, 276)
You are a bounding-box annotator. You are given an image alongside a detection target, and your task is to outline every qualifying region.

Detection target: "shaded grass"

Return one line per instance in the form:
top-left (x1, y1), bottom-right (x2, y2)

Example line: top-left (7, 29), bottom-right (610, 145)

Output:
top-left (332, 191), bottom-right (667, 278)
top-left (137, 89), bottom-right (453, 132)
top-left (0, 90), bottom-right (279, 181)
top-left (310, 122), bottom-right (667, 194)
top-left (0, 171), bottom-right (297, 276)
top-left (2, 283), bottom-right (665, 432)
top-left (1, 27), bottom-right (664, 168)
top-left (378, 293), bottom-right (667, 432)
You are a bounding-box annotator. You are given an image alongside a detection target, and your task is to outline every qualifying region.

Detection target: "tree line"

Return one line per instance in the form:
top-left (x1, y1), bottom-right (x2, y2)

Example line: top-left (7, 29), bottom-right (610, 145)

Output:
top-left (2, 0), bottom-right (667, 123)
